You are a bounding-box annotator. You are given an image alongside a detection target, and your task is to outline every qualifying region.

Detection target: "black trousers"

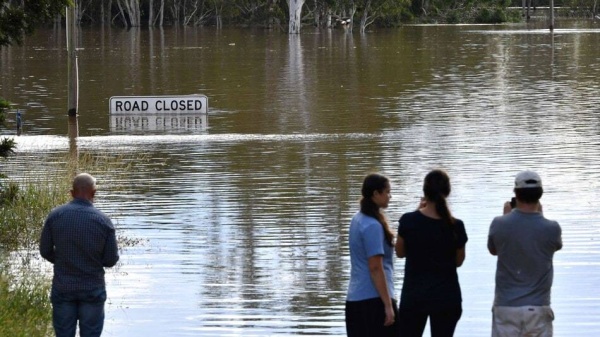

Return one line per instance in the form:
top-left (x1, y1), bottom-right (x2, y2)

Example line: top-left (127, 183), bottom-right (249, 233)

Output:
top-left (398, 306), bottom-right (462, 337)
top-left (345, 298), bottom-right (399, 337)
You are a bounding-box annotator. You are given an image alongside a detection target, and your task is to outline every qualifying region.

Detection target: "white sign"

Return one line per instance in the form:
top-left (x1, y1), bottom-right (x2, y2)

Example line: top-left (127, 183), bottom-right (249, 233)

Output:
top-left (110, 95), bottom-right (208, 114)
top-left (110, 114), bottom-right (208, 132)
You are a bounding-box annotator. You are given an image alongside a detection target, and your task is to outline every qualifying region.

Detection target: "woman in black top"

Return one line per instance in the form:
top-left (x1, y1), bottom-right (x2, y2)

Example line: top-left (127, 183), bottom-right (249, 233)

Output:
top-left (395, 169), bottom-right (468, 337)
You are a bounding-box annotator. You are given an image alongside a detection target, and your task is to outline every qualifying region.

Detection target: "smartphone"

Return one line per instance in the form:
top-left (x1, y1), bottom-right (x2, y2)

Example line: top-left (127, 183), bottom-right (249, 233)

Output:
top-left (510, 197), bottom-right (516, 209)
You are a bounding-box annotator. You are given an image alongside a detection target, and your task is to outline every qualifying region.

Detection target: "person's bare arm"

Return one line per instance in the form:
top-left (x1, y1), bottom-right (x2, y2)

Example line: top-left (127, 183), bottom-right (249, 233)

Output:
top-left (456, 246), bottom-right (466, 266)
top-left (368, 255), bottom-right (395, 326)
top-left (395, 236), bottom-right (405, 258)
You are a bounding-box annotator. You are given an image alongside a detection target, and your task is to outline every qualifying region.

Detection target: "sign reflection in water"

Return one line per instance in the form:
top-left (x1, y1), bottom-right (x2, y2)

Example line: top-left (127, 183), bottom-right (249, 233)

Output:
top-left (110, 114), bottom-right (208, 132)
top-left (1, 22), bottom-right (600, 336)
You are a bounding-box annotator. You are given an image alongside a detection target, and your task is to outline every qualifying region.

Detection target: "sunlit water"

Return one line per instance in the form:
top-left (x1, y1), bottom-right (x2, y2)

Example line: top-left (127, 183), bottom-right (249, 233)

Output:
top-left (1, 20), bottom-right (600, 336)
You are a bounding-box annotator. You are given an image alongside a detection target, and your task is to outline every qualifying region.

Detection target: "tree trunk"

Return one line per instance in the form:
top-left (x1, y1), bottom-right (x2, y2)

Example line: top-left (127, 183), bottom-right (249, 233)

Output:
top-left (149, 0), bottom-right (154, 26)
top-left (359, 0), bottom-right (370, 33)
top-left (288, 0), bottom-right (305, 34)
top-left (159, 0), bottom-right (165, 26)
top-left (347, 6), bottom-right (356, 33)
top-left (129, 0), bottom-right (141, 26)
top-left (119, 0), bottom-right (141, 26)
top-left (215, 2), bottom-right (224, 28)
top-left (116, 0), bottom-right (128, 26)
top-left (105, 0), bottom-right (112, 25)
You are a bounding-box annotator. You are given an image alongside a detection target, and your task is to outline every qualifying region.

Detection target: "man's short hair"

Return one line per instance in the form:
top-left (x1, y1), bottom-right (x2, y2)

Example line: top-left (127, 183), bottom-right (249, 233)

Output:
top-left (73, 173), bottom-right (97, 192)
top-left (514, 170), bottom-right (543, 203)
top-left (515, 187), bottom-right (543, 203)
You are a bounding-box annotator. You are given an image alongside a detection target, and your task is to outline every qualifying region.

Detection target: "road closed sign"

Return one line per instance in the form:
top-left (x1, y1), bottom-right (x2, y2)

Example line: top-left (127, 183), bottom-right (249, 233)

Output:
top-left (110, 95), bottom-right (208, 114)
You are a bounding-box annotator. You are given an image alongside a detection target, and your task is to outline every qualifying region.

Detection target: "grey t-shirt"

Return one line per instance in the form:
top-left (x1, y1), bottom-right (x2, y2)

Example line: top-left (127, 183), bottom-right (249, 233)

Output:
top-left (488, 209), bottom-right (562, 307)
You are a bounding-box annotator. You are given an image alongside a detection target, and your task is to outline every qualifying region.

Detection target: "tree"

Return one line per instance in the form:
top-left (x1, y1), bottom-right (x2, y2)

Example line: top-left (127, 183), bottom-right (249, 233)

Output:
top-left (0, 0), bottom-right (72, 47)
top-left (117, 0), bottom-right (141, 26)
top-left (288, 0), bottom-right (305, 33)
top-left (357, 0), bottom-right (407, 33)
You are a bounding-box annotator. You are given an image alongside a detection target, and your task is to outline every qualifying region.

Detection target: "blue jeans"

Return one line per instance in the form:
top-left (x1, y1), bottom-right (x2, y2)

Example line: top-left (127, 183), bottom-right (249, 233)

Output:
top-left (51, 287), bottom-right (107, 337)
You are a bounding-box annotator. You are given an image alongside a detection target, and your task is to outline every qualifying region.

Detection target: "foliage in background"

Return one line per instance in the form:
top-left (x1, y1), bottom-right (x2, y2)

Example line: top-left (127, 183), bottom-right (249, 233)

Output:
top-left (564, 0), bottom-right (599, 17)
top-left (1, 0), bottom-right (596, 35)
top-left (0, 98), bottom-right (15, 162)
top-left (0, 97), bottom-right (17, 211)
top-left (0, 98), bottom-right (9, 125)
top-left (0, 0), bottom-right (72, 47)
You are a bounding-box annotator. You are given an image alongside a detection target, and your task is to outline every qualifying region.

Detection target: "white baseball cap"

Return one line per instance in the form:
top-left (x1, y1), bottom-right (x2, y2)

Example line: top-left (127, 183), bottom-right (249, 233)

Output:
top-left (515, 170), bottom-right (542, 189)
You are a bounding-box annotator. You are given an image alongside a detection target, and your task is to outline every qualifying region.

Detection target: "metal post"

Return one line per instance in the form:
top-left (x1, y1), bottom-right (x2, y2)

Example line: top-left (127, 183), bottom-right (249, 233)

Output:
top-left (67, 4), bottom-right (79, 126)
top-left (549, 0), bottom-right (555, 31)
top-left (66, 4), bottom-right (79, 160)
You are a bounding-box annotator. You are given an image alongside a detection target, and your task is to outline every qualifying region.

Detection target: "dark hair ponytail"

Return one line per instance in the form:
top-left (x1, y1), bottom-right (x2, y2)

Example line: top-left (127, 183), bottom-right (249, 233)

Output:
top-left (360, 173), bottom-right (394, 246)
top-left (423, 169), bottom-right (455, 227)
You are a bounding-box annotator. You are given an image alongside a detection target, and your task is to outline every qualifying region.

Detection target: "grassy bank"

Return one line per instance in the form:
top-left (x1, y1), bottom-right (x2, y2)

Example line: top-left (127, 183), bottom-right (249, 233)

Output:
top-left (0, 268), bottom-right (53, 337)
top-left (0, 152), bottom-right (139, 336)
top-left (0, 177), bottom-right (70, 337)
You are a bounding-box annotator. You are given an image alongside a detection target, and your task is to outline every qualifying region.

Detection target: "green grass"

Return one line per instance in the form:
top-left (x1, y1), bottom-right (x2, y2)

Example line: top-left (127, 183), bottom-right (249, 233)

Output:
top-left (0, 152), bottom-right (143, 336)
top-left (0, 179), bottom-right (71, 252)
top-left (0, 268), bottom-right (53, 337)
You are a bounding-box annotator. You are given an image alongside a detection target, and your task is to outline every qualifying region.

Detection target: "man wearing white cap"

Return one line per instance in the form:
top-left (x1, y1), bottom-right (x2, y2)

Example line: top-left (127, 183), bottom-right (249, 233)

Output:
top-left (487, 171), bottom-right (562, 337)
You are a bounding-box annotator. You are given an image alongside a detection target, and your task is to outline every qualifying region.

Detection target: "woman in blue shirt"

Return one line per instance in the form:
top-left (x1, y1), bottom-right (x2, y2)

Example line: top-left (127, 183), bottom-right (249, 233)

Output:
top-left (395, 169), bottom-right (468, 337)
top-left (346, 173), bottom-right (399, 336)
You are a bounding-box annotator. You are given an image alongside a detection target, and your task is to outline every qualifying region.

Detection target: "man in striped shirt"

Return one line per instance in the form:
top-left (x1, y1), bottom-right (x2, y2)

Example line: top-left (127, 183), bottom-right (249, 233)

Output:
top-left (40, 173), bottom-right (119, 337)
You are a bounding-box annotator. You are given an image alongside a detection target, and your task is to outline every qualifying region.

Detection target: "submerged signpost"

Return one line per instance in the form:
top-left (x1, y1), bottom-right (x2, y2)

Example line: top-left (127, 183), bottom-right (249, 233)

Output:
top-left (109, 95), bottom-right (209, 132)
top-left (66, 3), bottom-right (79, 161)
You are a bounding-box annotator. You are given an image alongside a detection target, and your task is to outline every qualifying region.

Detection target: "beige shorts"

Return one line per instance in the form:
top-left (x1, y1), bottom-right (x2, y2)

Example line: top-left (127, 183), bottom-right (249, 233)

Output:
top-left (492, 305), bottom-right (554, 337)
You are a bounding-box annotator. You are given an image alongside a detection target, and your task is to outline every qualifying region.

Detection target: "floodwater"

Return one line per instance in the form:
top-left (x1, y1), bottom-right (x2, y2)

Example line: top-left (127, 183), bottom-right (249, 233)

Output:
top-left (1, 19), bottom-right (600, 336)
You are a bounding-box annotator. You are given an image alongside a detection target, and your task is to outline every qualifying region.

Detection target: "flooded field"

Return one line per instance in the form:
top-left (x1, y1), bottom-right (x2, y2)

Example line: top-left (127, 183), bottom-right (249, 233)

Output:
top-left (1, 21), bottom-right (600, 336)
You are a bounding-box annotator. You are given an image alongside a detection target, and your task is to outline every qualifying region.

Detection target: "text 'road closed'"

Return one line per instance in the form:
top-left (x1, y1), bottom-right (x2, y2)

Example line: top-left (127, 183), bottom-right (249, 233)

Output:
top-left (110, 95), bottom-right (208, 114)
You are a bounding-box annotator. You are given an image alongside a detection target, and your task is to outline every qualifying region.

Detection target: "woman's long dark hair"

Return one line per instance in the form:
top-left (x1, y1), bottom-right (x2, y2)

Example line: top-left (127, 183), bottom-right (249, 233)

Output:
top-left (423, 169), bottom-right (455, 227)
top-left (360, 173), bottom-right (394, 246)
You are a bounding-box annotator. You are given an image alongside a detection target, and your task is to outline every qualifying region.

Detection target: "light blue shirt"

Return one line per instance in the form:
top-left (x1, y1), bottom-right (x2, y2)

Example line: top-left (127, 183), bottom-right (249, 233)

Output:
top-left (347, 212), bottom-right (395, 301)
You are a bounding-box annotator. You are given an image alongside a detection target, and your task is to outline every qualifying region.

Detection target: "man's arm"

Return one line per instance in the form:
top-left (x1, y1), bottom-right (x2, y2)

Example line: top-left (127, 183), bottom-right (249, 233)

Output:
top-left (555, 223), bottom-right (563, 251)
top-left (488, 219), bottom-right (497, 256)
top-left (102, 226), bottom-right (120, 267)
top-left (488, 236), bottom-right (497, 256)
top-left (39, 221), bottom-right (55, 263)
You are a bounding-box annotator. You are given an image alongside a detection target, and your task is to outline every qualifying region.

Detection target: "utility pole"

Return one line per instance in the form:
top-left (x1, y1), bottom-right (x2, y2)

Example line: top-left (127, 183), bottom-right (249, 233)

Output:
top-left (549, 0), bottom-right (555, 31)
top-left (66, 3), bottom-right (79, 159)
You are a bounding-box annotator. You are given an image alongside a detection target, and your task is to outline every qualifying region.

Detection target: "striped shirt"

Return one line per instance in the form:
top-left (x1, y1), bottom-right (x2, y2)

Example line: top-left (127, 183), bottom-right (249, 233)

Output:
top-left (40, 198), bottom-right (119, 292)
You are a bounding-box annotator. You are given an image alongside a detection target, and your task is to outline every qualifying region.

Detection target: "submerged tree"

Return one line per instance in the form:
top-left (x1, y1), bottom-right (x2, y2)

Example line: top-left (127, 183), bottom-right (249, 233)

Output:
top-left (288, 0), bottom-right (305, 33)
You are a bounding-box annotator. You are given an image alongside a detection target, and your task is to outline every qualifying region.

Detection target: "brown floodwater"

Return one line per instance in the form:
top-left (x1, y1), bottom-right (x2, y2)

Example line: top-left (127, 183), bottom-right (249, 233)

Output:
top-left (1, 20), bottom-right (600, 336)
